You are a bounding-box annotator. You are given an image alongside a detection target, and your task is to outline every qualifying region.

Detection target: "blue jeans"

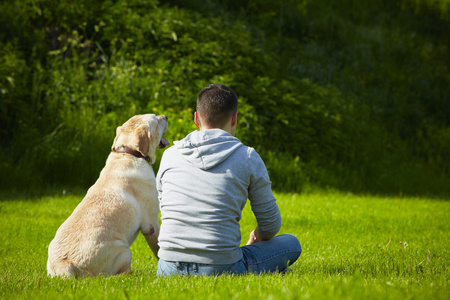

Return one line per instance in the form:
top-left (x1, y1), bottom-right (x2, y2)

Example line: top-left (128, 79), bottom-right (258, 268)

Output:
top-left (156, 234), bottom-right (301, 276)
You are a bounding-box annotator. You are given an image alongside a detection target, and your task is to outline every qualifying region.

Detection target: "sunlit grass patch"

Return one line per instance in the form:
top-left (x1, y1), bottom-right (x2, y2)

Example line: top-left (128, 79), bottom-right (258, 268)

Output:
top-left (0, 191), bottom-right (448, 299)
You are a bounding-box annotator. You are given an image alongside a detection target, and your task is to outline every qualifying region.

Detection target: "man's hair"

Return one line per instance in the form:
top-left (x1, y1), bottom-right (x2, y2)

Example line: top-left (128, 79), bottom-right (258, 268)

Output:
top-left (196, 84), bottom-right (238, 128)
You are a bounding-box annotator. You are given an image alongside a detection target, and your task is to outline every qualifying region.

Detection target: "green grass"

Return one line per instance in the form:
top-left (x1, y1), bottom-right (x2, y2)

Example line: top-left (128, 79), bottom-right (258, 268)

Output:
top-left (0, 191), bottom-right (449, 299)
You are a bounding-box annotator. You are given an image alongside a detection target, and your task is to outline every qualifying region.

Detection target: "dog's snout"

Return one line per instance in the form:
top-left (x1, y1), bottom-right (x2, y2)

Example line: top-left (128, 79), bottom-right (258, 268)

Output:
top-left (159, 115), bottom-right (168, 121)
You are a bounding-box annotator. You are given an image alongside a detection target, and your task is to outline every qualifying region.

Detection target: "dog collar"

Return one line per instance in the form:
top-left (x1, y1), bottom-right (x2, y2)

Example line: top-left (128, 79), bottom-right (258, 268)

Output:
top-left (113, 146), bottom-right (152, 164)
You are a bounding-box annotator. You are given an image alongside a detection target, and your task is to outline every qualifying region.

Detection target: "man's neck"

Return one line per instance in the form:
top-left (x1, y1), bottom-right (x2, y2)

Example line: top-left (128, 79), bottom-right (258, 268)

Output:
top-left (195, 111), bottom-right (237, 136)
top-left (198, 125), bottom-right (235, 136)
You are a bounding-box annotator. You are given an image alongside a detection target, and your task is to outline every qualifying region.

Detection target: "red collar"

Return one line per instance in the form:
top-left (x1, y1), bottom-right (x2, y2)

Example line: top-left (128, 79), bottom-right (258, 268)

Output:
top-left (113, 146), bottom-right (152, 163)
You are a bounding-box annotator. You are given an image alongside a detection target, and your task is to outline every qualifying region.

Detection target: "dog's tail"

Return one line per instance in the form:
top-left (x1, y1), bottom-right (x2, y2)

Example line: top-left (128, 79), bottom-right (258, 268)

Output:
top-left (47, 258), bottom-right (91, 278)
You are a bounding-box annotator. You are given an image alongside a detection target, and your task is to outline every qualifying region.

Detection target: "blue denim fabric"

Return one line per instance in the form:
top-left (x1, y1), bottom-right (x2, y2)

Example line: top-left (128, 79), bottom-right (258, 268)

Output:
top-left (156, 234), bottom-right (301, 276)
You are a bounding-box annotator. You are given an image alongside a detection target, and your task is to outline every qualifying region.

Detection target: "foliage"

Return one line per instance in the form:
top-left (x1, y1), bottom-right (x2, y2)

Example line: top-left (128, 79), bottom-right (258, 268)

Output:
top-left (401, 0), bottom-right (450, 18)
top-left (0, 191), bottom-right (449, 299)
top-left (0, 0), bottom-right (449, 195)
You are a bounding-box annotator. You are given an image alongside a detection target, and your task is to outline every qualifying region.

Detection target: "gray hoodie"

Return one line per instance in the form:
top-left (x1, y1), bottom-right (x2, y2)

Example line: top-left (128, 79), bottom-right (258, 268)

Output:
top-left (156, 129), bottom-right (281, 264)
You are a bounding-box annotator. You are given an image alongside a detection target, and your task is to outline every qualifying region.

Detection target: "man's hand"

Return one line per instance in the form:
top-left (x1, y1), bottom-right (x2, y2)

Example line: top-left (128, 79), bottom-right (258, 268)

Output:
top-left (246, 227), bottom-right (264, 245)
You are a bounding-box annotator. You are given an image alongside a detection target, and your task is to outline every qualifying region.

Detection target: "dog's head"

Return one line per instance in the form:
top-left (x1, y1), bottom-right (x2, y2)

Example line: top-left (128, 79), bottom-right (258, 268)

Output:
top-left (112, 114), bottom-right (169, 164)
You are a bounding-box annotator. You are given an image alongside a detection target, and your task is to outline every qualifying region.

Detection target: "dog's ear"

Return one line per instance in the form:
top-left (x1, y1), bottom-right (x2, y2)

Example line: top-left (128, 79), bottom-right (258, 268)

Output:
top-left (111, 126), bottom-right (123, 151)
top-left (136, 124), bottom-right (151, 157)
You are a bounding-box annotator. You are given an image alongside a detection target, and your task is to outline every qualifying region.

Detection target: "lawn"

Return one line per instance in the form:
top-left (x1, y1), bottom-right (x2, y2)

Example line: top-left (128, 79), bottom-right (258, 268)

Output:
top-left (0, 191), bottom-right (448, 299)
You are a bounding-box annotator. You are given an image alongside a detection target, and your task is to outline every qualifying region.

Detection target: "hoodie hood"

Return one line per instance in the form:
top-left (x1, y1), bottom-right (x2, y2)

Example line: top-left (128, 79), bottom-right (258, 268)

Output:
top-left (174, 129), bottom-right (243, 170)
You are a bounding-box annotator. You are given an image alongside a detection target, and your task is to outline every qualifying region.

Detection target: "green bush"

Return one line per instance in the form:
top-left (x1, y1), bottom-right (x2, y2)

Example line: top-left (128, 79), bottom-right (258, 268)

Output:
top-left (0, 0), bottom-right (448, 196)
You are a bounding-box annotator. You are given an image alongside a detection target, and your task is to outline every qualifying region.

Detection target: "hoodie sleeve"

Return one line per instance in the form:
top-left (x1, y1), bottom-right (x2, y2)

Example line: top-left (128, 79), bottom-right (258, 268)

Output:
top-left (156, 148), bottom-right (170, 204)
top-left (247, 148), bottom-right (281, 239)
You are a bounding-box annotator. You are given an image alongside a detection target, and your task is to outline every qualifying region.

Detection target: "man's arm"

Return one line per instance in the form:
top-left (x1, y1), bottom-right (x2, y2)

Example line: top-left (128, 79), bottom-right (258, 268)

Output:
top-left (247, 149), bottom-right (282, 242)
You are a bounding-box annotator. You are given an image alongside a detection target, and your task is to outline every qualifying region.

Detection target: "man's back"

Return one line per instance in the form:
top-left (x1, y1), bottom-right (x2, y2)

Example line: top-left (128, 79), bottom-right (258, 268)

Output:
top-left (157, 129), bottom-right (281, 265)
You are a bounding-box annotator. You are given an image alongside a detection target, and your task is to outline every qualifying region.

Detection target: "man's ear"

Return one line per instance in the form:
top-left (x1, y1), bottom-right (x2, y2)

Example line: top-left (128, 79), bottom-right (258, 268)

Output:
top-left (231, 111), bottom-right (238, 127)
top-left (194, 111), bottom-right (201, 127)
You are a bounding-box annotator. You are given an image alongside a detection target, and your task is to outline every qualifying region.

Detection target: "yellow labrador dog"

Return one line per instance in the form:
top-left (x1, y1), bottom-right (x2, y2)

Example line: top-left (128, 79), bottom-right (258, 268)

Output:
top-left (47, 114), bottom-right (169, 278)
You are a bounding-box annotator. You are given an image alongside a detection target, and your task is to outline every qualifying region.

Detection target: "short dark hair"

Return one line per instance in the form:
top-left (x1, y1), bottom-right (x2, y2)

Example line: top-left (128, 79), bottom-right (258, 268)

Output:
top-left (196, 84), bottom-right (238, 128)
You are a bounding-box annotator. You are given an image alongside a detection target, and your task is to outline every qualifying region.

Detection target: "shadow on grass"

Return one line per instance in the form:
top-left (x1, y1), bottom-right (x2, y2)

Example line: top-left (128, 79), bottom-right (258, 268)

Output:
top-left (0, 186), bottom-right (87, 202)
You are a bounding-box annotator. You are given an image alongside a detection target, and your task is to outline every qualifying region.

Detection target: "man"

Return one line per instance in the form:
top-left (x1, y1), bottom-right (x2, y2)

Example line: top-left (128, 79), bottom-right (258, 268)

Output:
top-left (156, 84), bottom-right (301, 276)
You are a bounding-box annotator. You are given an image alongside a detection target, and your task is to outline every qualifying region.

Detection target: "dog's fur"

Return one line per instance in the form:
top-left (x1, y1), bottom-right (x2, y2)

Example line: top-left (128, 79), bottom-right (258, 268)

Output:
top-left (47, 114), bottom-right (169, 278)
